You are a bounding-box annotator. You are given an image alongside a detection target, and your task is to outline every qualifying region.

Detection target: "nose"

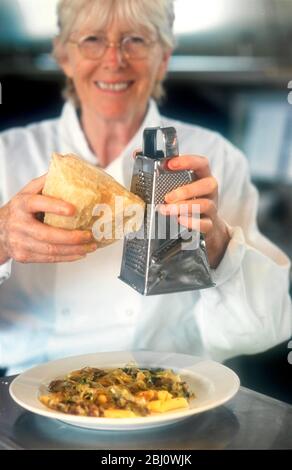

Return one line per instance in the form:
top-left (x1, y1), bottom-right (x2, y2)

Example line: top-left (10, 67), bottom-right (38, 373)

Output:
top-left (101, 44), bottom-right (126, 69)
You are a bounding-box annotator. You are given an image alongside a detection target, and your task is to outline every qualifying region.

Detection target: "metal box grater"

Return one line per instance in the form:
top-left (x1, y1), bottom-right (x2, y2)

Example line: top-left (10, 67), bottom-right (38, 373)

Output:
top-left (119, 126), bottom-right (214, 295)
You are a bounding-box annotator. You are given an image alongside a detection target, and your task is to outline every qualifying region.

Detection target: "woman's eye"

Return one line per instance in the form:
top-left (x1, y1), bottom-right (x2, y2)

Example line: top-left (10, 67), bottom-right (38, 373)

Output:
top-left (84, 36), bottom-right (104, 44)
top-left (128, 36), bottom-right (145, 44)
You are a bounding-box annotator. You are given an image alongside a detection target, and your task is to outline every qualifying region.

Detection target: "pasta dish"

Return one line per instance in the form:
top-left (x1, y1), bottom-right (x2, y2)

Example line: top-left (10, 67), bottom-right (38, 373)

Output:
top-left (39, 365), bottom-right (194, 418)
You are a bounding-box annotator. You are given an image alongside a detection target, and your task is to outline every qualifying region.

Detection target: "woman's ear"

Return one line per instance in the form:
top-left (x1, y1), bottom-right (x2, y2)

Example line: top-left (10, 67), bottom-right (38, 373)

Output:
top-left (157, 48), bottom-right (172, 82)
top-left (53, 37), bottom-right (74, 79)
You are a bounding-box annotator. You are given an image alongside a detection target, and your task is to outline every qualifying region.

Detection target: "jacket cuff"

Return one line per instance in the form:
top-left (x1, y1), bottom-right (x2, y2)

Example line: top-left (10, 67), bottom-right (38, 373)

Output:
top-left (210, 225), bottom-right (246, 287)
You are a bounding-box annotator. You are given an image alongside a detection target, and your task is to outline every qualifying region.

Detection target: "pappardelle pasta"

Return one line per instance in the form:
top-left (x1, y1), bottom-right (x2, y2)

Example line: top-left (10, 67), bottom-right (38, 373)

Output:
top-left (39, 365), bottom-right (194, 418)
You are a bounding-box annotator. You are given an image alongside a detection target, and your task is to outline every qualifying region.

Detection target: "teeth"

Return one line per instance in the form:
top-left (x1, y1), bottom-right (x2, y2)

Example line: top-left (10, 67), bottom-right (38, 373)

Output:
top-left (96, 81), bottom-right (131, 91)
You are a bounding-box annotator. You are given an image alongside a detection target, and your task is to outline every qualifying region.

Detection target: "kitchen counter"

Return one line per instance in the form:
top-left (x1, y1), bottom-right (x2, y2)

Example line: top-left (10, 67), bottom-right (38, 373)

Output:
top-left (1, 375), bottom-right (292, 450)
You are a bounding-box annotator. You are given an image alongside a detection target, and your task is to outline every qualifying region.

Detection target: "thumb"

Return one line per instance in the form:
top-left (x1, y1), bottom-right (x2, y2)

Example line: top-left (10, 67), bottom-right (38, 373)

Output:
top-left (132, 149), bottom-right (142, 160)
top-left (20, 174), bottom-right (47, 195)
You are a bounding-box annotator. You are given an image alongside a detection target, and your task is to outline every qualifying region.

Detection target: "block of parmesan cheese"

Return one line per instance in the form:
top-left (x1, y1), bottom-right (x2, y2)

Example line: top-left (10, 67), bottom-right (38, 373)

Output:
top-left (42, 153), bottom-right (145, 246)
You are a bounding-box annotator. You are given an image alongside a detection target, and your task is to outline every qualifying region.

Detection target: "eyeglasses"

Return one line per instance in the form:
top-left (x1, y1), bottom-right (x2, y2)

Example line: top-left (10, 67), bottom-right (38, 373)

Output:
top-left (68, 34), bottom-right (156, 60)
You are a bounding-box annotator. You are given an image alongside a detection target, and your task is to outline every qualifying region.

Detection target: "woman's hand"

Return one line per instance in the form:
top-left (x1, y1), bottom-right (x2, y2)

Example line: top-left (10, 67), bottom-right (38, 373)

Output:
top-left (159, 155), bottom-right (230, 269)
top-left (0, 175), bottom-right (97, 265)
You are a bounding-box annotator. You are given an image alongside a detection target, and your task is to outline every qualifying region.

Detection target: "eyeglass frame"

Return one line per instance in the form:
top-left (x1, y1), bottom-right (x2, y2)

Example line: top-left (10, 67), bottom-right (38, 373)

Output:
top-left (67, 33), bottom-right (157, 61)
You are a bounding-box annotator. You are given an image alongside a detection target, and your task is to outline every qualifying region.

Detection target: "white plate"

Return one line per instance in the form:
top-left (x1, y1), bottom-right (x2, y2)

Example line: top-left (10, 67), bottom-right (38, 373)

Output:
top-left (9, 350), bottom-right (240, 431)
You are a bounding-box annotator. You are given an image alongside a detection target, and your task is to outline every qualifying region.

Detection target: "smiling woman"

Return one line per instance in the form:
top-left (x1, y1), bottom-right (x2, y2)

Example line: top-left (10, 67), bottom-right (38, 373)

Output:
top-left (51, 0), bottom-right (174, 166)
top-left (0, 0), bottom-right (291, 376)
top-left (53, 0), bottom-right (175, 106)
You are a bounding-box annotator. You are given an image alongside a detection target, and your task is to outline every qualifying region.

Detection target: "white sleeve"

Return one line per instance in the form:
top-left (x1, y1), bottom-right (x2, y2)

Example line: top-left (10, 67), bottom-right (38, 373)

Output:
top-left (0, 259), bottom-right (12, 285)
top-left (0, 137), bottom-right (12, 285)
top-left (195, 139), bottom-right (292, 362)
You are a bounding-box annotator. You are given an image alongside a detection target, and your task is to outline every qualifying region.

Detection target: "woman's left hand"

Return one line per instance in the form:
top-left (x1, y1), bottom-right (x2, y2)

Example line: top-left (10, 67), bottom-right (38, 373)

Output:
top-left (159, 155), bottom-right (231, 269)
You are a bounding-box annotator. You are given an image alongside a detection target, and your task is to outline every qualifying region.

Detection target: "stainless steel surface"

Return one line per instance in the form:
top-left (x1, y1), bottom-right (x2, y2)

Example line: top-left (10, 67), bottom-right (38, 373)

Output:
top-left (119, 127), bottom-right (214, 295)
top-left (1, 376), bottom-right (292, 449)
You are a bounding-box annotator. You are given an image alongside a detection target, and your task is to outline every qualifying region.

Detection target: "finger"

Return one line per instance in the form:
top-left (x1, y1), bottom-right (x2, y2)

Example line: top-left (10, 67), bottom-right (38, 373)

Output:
top-left (132, 149), bottom-right (142, 159)
top-left (165, 177), bottom-right (218, 203)
top-left (159, 199), bottom-right (216, 217)
top-left (22, 220), bottom-right (94, 245)
top-left (20, 174), bottom-right (48, 195)
top-left (22, 236), bottom-right (98, 256)
top-left (23, 194), bottom-right (76, 216)
top-left (17, 253), bottom-right (87, 264)
top-left (178, 215), bottom-right (213, 234)
top-left (167, 156), bottom-right (211, 179)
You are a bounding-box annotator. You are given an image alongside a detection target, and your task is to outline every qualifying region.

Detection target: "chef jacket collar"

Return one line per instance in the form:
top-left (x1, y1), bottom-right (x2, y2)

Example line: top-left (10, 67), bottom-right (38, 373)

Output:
top-left (58, 99), bottom-right (163, 187)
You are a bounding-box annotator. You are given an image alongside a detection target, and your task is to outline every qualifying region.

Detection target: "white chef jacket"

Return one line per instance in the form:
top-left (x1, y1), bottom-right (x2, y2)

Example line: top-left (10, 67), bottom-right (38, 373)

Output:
top-left (0, 99), bottom-right (291, 375)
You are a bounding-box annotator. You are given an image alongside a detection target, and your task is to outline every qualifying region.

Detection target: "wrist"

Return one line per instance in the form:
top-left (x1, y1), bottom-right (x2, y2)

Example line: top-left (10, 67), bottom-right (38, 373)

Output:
top-left (0, 239), bottom-right (10, 265)
top-left (206, 221), bottom-right (231, 269)
top-left (0, 205), bottom-right (10, 265)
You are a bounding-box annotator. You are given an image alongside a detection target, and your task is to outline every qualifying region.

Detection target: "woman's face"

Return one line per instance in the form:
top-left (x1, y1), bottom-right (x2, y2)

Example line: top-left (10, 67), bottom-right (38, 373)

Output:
top-left (60, 17), bottom-right (171, 123)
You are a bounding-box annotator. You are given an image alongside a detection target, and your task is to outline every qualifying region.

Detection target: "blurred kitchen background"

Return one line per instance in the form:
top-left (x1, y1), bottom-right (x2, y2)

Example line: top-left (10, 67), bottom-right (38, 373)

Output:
top-left (0, 0), bottom-right (291, 402)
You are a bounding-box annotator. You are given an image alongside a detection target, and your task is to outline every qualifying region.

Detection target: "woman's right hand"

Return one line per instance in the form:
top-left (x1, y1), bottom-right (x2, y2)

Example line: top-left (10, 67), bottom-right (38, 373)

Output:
top-left (0, 175), bottom-right (97, 265)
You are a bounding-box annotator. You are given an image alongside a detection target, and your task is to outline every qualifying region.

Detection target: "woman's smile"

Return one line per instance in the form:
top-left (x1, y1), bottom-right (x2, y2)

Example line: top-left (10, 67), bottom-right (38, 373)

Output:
top-left (94, 80), bottom-right (134, 93)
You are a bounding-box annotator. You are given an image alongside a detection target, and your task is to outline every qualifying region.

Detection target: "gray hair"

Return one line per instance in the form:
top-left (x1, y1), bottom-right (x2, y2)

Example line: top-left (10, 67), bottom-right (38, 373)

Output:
top-left (53, 0), bottom-right (176, 106)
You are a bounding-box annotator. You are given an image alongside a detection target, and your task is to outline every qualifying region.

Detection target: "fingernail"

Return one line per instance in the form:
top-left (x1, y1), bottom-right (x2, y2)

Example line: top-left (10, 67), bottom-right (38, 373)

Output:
top-left (169, 159), bottom-right (179, 169)
top-left (62, 206), bottom-right (74, 215)
top-left (87, 243), bottom-right (98, 252)
top-left (84, 232), bottom-right (93, 241)
top-left (61, 208), bottom-right (71, 215)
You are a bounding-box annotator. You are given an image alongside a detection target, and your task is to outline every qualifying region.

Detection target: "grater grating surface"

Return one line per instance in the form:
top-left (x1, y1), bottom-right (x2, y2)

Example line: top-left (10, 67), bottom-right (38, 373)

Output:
top-left (124, 170), bottom-right (191, 276)
top-left (155, 171), bottom-right (192, 204)
top-left (125, 170), bottom-right (152, 275)
top-left (134, 171), bottom-right (153, 203)
top-left (124, 237), bottom-right (147, 275)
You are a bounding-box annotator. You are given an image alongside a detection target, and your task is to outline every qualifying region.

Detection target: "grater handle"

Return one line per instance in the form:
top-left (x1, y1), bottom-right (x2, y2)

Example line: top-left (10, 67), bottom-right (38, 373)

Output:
top-left (143, 127), bottom-right (179, 159)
